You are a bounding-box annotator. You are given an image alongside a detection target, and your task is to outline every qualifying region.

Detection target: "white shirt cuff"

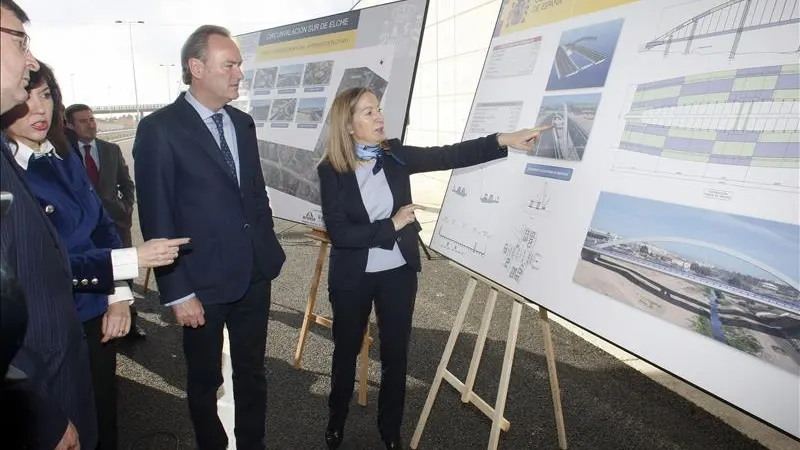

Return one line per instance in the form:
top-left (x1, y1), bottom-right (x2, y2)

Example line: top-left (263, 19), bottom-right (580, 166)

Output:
top-left (164, 293), bottom-right (195, 306)
top-left (111, 247), bottom-right (139, 281)
top-left (108, 281), bottom-right (134, 305)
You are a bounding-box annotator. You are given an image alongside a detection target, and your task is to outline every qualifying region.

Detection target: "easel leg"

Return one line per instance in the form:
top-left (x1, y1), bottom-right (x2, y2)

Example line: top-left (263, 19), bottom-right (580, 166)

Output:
top-left (418, 235), bottom-right (432, 260)
top-left (143, 267), bottom-right (152, 292)
top-left (411, 277), bottom-right (478, 449)
top-left (539, 308), bottom-right (568, 449)
top-left (462, 287), bottom-right (498, 403)
top-left (293, 240), bottom-right (328, 369)
top-left (357, 323), bottom-right (370, 406)
top-left (488, 301), bottom-right (523, 450)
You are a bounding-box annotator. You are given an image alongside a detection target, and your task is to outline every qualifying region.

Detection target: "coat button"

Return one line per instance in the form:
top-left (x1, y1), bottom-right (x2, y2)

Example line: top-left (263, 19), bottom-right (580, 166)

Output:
top-left (81, 279), bottom-right (88, 286)
top-left (73, 279), bottom-right (78, 286)
top-left (243, 223), bottom-right (250, 229)
top-left (44, 205), bottom-right (55, 214)
top-left (91, 278), bottom-right (98, 285)
top-left (397, 236), bottom-right (402, 242)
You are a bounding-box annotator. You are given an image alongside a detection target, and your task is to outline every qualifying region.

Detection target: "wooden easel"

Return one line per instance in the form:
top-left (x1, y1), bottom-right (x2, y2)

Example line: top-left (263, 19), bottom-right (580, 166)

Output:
top-left (293, 228), bottom-right (373, 406)
top-left (411, 263), bottom-right (567, 450)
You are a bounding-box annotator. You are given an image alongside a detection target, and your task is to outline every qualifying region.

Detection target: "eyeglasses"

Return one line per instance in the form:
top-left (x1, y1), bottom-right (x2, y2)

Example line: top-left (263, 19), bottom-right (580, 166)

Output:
top-left (0, 27), bottom-right (31, 54)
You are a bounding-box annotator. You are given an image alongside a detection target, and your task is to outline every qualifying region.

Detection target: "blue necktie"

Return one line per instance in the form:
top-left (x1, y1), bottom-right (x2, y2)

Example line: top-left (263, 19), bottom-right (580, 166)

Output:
top-left (211, 113), bottom-right (238, 184)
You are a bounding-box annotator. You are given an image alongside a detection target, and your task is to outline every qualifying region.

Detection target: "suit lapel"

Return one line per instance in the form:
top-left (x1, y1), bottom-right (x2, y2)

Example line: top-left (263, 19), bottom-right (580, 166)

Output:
top-left (228, 106), bottom-right (248, 185)
top-left (380, 151), bottom-right (400, 213)
top-left (0, 141), bottom-right (69, 261)
top-left (96, 140), bottom-right (115, 194)
top-left (177, 97), bottom-right (238, 188)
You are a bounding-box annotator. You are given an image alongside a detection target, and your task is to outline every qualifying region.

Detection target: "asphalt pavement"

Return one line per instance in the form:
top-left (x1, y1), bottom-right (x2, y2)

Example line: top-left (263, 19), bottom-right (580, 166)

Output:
top-left (114, 138), bottom-right (773, 450)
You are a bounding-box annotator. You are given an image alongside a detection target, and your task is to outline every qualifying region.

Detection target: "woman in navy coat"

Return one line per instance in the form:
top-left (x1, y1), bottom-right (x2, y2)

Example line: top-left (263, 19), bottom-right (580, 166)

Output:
top-left (317, 87), bottom-right (542, 449)
top-left (1, 61), bottom-right (189, 450)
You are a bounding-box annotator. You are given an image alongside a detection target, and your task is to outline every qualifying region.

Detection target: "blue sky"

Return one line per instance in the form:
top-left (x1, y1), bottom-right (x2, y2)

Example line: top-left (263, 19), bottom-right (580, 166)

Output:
top-left (589, 192), bottom-right (800, 285)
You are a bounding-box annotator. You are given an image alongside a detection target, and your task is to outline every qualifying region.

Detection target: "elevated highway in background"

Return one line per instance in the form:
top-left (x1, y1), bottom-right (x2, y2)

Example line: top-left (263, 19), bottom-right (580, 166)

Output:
top-left (92, 103), bottom-right (168, 115)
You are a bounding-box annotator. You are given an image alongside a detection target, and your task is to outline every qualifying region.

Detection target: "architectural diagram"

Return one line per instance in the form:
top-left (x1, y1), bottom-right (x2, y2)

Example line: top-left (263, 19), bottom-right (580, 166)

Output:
top-left (436, 217), bottom-right (490, 257)
top-left (614, 64), bottom-right (800, 190)
top-left (502, 224), bottom-right (542, 282)
top-left (643, 0), bottom-right (800, 60)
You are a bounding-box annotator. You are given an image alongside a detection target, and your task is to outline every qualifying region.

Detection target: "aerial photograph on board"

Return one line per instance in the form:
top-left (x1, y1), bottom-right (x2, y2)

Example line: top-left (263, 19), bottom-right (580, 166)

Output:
top-left (573, 192), bottom-right (800, 374)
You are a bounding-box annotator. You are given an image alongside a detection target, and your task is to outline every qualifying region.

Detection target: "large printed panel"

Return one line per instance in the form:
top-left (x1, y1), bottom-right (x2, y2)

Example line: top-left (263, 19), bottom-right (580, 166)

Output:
top-left (430, 0), bottom-right (800, 437)
top-left (235, 0), bottom-right (428, 226)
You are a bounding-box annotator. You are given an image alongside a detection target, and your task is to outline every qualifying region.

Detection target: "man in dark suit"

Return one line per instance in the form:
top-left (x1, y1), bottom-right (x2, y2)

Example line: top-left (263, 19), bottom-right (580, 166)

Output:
top-left (65, 103), bottom-right (147, 338)
top-left (0, 1), bottom-right (94, 448)
top-left (65, 104), bottom-right (136, 245)
top-left (133, 24), bottom-right (286, 450)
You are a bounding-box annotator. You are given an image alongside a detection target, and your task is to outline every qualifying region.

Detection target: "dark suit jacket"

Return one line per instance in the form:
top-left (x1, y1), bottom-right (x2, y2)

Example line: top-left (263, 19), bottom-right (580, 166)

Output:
top-left (317, 133), bottom-right (507, 291)
top-left (74, 138), bottom-right (135, 246)
top-left (133, 93), bottom-right (286, 305)
top-left (0, 139), bottom-right (97, 449)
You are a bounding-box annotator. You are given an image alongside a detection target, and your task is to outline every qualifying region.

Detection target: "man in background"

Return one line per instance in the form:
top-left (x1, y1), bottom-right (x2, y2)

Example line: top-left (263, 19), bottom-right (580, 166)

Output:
top-left (66, 103), bottom-right (146, 339)
top-left (0, 1), bottom-right (94, 448)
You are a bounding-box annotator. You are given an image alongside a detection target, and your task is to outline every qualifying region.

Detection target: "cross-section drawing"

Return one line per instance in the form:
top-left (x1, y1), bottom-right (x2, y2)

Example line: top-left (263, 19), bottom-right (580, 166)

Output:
top-left (614, 64), bottom-right (800, 191)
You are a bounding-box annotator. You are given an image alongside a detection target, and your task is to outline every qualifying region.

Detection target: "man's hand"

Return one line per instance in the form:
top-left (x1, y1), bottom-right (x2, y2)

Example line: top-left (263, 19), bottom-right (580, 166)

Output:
top-left (172, 297), bottom-right (205, 328)
top-left (101, 302), bottom-right (131, 343)
top-left (55, 421), bottom-right (80, 450)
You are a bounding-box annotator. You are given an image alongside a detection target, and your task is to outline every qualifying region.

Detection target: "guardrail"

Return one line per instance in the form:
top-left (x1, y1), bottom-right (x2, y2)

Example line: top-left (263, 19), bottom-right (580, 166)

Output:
top-left (98, 128), bottom-right (136, 142)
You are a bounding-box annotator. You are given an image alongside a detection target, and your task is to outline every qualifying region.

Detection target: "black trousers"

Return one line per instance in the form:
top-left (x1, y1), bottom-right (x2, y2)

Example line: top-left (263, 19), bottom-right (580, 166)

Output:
top-left (328, 264), bottom-right (418, 441)
top-left (83, 314), bottom-right (118, 450)
top-left (183, 271), bottom-right (271, 450)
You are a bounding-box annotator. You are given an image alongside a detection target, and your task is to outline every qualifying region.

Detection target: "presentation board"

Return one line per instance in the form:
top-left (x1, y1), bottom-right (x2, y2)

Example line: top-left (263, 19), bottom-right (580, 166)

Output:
top-left (234, 0), bottom-right (428, 227)
top-left (429, 0), bottom-right (799, 437)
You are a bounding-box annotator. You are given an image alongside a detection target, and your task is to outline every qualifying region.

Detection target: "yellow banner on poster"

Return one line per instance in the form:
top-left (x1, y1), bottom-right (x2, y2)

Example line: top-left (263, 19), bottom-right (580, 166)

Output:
top-left (256, 29), bottom-right (357, 61)
top-left (498, 0), bottom-right (638, 36)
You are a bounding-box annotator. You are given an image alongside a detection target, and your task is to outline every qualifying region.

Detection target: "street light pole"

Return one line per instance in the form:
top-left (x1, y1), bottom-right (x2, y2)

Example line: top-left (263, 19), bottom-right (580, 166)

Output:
top-left (116, 20), bottom-right (144, 120)
top-left (160, 63), bottom-right (175, 102)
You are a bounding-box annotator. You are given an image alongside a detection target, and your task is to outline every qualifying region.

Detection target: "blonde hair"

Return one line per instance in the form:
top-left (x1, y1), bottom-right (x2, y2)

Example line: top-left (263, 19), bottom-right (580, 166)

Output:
top-left (320, 87), bottom-right (387, 173)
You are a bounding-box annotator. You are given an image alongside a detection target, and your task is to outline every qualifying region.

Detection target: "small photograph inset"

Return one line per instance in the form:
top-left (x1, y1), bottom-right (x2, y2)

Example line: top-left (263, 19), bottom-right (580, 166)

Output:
top-left (529, 93), bottom-right (601, 161)
top-left (269, 98), bottom-right (297, 122)
top-left (296, 97), bottom-right (326, 123)
top-left (240, 69), bottom-right (255, 92)
top-left (546, 18), bottom-right (624, 91)
top-left (253, 67), bottom-right (278, 90)
top-left (303, 60), bottom-right (334, 86)
top-left (249, 100), bottom-right (271, 122)
top-left (276, 64), bottom-right (304, 88)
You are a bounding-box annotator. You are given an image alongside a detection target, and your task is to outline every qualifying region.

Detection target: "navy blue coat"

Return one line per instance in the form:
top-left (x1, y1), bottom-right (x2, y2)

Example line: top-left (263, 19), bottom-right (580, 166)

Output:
top-left (23, 149), bottom-right (122, 322)
top-left (0, 138), bottom-right (97, 449)
top-left (133, 93), bottom-right (285, 305)
top-left (317, 133), bottom-right (507, 291)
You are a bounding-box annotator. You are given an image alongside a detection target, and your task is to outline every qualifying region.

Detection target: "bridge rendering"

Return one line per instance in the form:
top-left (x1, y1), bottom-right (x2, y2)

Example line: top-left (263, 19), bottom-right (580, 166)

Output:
top-left (583, 237), bottom-right (800, 315)
top-left (644, 0), bottom-right (800, 59)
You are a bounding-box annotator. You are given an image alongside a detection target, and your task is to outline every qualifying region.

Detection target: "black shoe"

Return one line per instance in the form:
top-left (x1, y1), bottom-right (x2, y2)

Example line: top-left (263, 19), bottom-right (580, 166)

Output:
top-left (382, 436), bottom-right (403, 450)
top-left (325, 427), bottom-right (343, 449)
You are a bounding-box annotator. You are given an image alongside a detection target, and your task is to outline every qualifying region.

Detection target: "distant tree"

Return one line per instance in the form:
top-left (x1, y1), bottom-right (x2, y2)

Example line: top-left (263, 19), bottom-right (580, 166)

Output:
top-left (728, 277), bottom-right (743, 288)
top-left (639, 245), bottom-right (649, 256)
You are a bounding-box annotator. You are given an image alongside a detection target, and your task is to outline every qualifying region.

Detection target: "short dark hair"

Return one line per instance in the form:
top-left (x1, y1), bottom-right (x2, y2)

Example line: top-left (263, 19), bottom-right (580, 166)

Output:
top-left (65, 104), bottom-right (92, 125)
top-left (0, 0), bottom-right (29, 23)
top-left (180, 25), bottom-right (231, 85)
